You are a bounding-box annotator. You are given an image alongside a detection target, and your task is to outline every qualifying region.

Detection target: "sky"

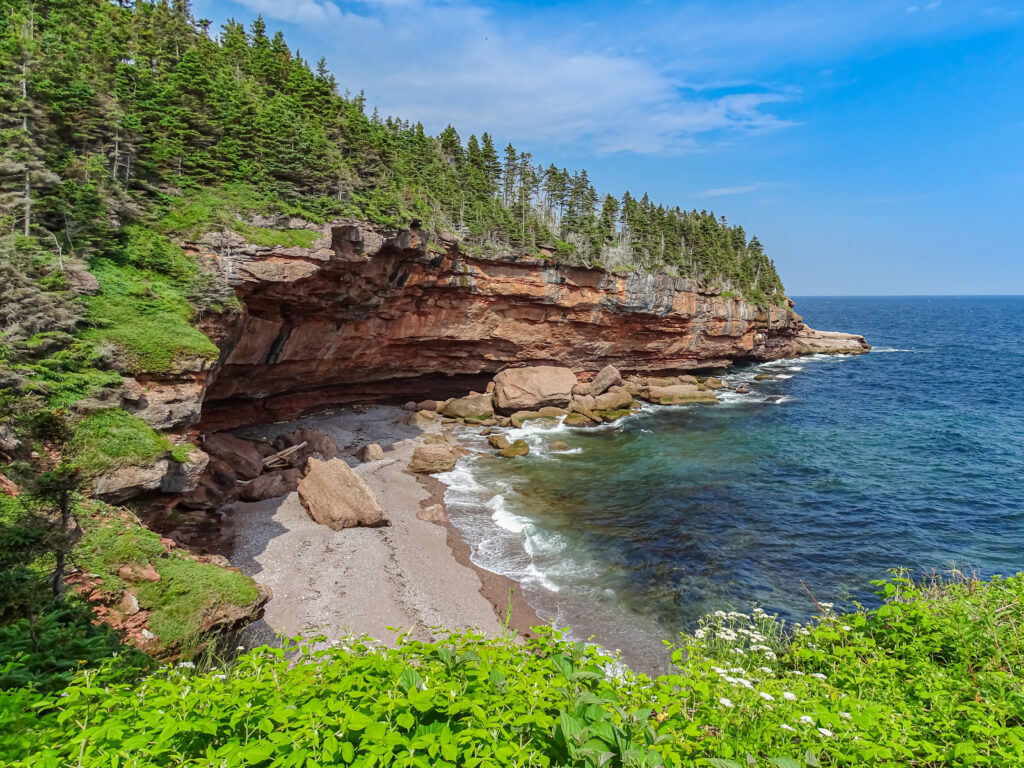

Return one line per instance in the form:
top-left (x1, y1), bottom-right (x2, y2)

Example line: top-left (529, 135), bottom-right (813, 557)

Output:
top-left (193, 0), bottom-right (1024, 294)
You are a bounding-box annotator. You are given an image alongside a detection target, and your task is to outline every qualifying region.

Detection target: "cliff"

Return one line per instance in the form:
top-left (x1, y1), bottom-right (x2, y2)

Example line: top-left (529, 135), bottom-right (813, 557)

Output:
top-left (183, 221), bottom-right (868, 433)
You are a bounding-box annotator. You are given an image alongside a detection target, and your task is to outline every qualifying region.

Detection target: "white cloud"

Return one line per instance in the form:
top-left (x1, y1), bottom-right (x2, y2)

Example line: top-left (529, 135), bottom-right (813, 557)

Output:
top-left (208, 0), bottom-right (1020, 156)
top-left (699, 182), bottom-right (783, 197)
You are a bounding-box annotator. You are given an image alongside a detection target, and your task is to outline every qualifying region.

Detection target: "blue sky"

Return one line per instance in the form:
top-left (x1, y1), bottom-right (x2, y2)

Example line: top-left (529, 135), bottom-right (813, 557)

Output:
top-left (194, 0), bottom-right (1024, 294)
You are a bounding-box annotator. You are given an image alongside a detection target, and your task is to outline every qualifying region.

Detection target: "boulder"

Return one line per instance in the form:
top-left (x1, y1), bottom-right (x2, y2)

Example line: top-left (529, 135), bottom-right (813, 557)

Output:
top-left (441, 393), bottom-right (494, 420)
top-left (239, 469), bottom-right (302, 502)
top-left (358, 443), bottom-right (385, 462)
top-left (646, 384), bottom-right (718, 404)
top-left (408, 444), bottom-right (458, 474)
top-left (94, 460), bottom-right (172, 503)
top-left (487, 434), bottom-right (511, 450)
top-left (298, 457), bottom-right (389, 530)
top-left (204, 433), bottom-right (266, 479)
top-left (492, 366), bottom-right (577, 412)
top-left (593, 387), bottom-right (633, 411)
top-left (564, 413), bottom-right (595, 427)
top-left (407, 410), bottom-right (438, 430)
top-left (570, 394), bottom-right (596, 413)
top-left (582, 365), bottom-right (623, 397)
top-left (754, 374), bottom-right (772, 381)
top-left (276, 428), bottom-right (339, 464)
top-left (416, 399), bottom-right (439, 412)
top-left (702, 377), bottom-right (726, 390)
top-left (621, 380), bottom-right (645, 397)
top-left (403, 401), bottom-right (418, 411)
top-left (677, 375), bottom-right (698, 385)
top-left (159, 448), bottom-right (210, 494)
top-left (550, 441), bottom-right (570, 452)
top-left (416, 504), bottom-right (449, 523)
top-left (117, 562), bottom-right (161, 583)
top-left (536, 406), bottom-right (569, 418)
top-left (499, 439), bottom-right (530, 458)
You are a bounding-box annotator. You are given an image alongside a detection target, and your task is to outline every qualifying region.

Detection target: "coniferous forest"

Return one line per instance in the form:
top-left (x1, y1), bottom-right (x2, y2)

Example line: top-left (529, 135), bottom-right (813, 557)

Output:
top-left (0, 0), bottom-right (785, 303)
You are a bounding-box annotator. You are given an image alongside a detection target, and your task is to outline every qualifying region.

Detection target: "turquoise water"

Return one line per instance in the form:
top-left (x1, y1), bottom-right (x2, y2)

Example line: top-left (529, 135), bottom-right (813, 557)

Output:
top-left (441, 297), bottom-right (1024, 670)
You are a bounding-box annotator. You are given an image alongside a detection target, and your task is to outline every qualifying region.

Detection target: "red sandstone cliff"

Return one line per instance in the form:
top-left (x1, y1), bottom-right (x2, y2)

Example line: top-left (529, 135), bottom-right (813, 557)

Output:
top-left (184, 221), bottom-right (868, 432)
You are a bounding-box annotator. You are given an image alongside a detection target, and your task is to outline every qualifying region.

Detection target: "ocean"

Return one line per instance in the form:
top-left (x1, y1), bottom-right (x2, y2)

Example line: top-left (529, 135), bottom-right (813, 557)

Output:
top-left (440, 296), bottom-right (1024, 671)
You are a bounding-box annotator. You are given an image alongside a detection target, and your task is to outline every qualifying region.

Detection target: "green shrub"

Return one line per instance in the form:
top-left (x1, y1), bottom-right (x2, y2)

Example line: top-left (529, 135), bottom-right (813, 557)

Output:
top-left (81, 260), bottom-right (220, 373)
top-left (233, 223), bottom-right (319, 248)
top-left (1, 572), bottom-right (1021, 767)
top-left (68, 409), bottom-right (172, 476)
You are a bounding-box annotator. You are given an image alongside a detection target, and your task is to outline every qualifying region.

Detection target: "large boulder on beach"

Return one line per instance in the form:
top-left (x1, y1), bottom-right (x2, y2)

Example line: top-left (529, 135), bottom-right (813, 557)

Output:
top-left (407, 410), bottom-right (438, 430)
top-left (440, 393), bottom-right (494, 420)
top-left (358, 443), bottom-right (385, 462)
top-left (298, 457), bottom-right (388, 530)
top-left (646, 384), bottom-right (717, 404)
top-left (593, 386), bottom-right (633, 411)
top-left (493, 366), bottom-right (577, 412)
top-left (582, 365), bottom-right (623, 397)
top-left (408, 444), bottom-right (458, 474)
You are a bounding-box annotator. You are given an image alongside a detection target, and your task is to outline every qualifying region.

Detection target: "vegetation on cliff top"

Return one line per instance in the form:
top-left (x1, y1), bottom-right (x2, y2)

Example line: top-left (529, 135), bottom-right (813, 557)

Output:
top-left (1, 571), bottom-right (1021, 767)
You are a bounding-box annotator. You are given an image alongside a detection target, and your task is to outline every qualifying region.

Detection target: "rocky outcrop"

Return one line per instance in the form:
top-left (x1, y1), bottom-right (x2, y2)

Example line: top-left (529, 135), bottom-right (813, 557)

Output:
top-left (186, 220), bottom-right (867, 431)
top-left (298, 457), bottom-right (389, 530)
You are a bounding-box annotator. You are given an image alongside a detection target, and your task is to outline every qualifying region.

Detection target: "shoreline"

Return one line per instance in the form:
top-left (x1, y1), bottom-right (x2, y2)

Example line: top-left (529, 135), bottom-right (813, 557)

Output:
top-left (416, 473), bottom-right (543, 639)
top-left (223, 405), bottom-right (542, 650)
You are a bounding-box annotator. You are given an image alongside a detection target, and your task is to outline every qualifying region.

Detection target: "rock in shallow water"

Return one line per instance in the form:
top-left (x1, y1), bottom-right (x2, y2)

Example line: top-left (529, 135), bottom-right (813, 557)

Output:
top-left (500, 439), bottom-right (530, 458)
top-left (493, 366), bottom-right (577, 412)
top-left (408, 444), bottom-right (458, 474)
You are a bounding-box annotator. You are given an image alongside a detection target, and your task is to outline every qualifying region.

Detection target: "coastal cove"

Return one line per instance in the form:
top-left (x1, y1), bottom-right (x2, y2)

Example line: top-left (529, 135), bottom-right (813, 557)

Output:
top-left (440, 296), bottom-right (1024, 670)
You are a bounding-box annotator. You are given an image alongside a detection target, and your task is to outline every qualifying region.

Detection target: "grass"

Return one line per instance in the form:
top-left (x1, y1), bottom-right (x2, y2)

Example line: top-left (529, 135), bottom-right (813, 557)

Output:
top-left (68, 409), bottom-right (173, 477)
top-left (81, 260), bottom-right (220, 374)
top-left (135, 556), bottom-right (259, 646)
top-left (233, 223), bottom-right (319, 248)
top-left (75, 501), bottom-right (259, 647)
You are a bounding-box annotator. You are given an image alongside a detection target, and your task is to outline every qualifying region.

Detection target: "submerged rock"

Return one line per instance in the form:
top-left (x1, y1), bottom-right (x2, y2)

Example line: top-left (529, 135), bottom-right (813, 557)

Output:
top-left (550, 441), bottom-right (570, 452)
top-left (487, 434), bottom-right (512, 450)
top-left (500, 439), bottom-right (530, 458)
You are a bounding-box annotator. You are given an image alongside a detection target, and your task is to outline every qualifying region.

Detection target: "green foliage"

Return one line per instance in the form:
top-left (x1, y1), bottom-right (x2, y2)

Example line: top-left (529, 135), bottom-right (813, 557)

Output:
top-left (73, 500), bottom-right (259, 648)
top-left (0, 599), bottom-right (134, 692)
top-left (67, 408), bottom-right (172, 476)
top-left (1, 572), bottom-right (1021, 767)
top-left (81, 260), bottom-right (219, 374)
top-left (233, 223), bottom-right (319, 248)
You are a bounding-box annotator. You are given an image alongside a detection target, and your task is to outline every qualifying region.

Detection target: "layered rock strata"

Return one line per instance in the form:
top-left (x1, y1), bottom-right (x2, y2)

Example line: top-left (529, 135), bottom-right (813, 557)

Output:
top-left (189, 221), bottom-right (869, 432)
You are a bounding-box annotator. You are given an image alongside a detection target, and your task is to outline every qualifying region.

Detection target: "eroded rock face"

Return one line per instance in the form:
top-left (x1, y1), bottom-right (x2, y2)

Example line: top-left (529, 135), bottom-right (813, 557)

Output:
top-left (188, 221), bottom-right (868, 431)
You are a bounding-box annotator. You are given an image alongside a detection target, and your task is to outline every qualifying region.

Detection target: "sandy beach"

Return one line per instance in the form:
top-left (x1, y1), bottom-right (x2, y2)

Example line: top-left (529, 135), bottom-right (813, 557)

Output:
top-left (224, 405), bottom-right (539, 648)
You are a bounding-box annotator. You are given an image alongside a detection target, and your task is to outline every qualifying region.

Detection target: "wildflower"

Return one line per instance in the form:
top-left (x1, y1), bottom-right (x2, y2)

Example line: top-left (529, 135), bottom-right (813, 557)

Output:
top-left (736, 678), bottom-right (754, 690)
top-left (782, 691), bottom-right (797, 701)
top-left (212, 674), bottom-right (227, 681)
top-left (730, 648), bottom-right (746, 655)
top-left (789, 670), bottom-right (805, 676)
top-left (764, 651), bottom-right (777, 660)
top-left (780, 723), bottom-right (796, 732)
top-left (799, 715), bottom-right (814, 725)
top-left (818, 728), bottom-right (835, 738)
top-left (841, 625), bottom-right (852, 631)
top-left (694, 628), bottom-right (707, 639)
top-left (819, 602), bottom-right (834, 609)
top-left (758, 666), bottom-right (773, 674)
top-left (759, 692), bottom-right (775, 701)
top-left (810, 673), bottom-right (827, 681)
top-left (178, 661), bottom-right (195, 669)
top-left (840, 711), bottom-right (852, 720)
top-left (237, 646), bottom-right (245, 651)
top-left (719, 697), bottom-right (734, 708)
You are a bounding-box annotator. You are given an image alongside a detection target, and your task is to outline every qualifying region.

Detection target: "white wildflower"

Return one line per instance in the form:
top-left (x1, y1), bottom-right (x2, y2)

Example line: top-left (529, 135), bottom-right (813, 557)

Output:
top-left (730, 648), bottom-right (746, 655)
top-left (236, 646), bottom-right (245, 651)
top-left (212, 674), bottom-right (226, 681)
top-left (764, 651), bottom-right (777, 660)
top-left (714, 610), bottom-right (727, 618)
top-left (810, 673), bottom-right (827, 681)
top-left (177, 661), bottom-right (195, 669)
top-left (782, 691), bottom-right (797, 701)
top-left (789, 670), bottom-right (805, 676)
top-left (719, 697), bottom-right (733, 708)
top-left (840, 711), bottom-right (852, 720)
top-left (780, 723), bottom-right (796, 732)
top-left (819, 602), bottom-right (834, 609)
top-left (842, 625), bottom-right (852, 631)
top-left (799, 715), bottom-right (814, 725)
top-left (759, 692), bottom-right (775, 701)
top-left (818, 728), bottom-right (835, 738)
top-left (736, 678), bottom-right (754, 690)
top-left (758, 666), bottom-right (774, 674)
top-left (694, 628), bottom-right (707, 639)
